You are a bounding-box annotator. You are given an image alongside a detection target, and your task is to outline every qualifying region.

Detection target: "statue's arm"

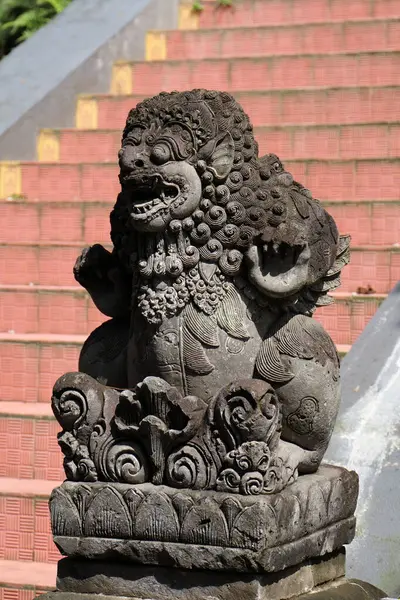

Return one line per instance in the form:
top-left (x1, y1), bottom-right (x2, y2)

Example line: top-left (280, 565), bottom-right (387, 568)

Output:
top-left (74, 244), bottom-right (131, 318)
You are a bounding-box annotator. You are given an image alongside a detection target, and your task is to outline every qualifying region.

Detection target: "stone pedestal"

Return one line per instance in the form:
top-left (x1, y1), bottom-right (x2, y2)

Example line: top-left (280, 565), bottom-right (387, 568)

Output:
top-left (38, 465), bottom-right (375, 600)
top-left (50, 465), bottom-right (357, 573)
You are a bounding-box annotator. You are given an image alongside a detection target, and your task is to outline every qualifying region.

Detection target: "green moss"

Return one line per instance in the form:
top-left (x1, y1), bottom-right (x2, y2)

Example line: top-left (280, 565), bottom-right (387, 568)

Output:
top-left (191, 1), bottom-right (204, 12)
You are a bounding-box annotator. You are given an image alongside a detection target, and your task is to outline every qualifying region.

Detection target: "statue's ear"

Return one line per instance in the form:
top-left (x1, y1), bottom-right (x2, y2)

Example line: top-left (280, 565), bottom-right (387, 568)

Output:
top-left (200, 132), bottom-right (235, 181)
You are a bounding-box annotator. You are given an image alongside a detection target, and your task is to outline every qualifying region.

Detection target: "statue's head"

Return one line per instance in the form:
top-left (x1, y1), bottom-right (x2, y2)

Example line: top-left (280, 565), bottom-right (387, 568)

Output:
top-left (114, 89), bottom-right (346, 322)
top-left (119, 89), bottom-right (239, 233)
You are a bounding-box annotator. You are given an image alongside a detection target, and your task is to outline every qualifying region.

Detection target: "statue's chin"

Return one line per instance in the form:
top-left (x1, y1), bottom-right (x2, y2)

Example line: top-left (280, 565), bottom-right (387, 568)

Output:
top-left (131, 213), bottom-right (170, 233)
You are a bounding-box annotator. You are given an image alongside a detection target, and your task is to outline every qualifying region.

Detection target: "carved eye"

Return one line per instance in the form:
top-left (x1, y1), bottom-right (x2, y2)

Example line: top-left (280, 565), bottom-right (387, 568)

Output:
top-left (151, 142), bottom-right (171, 165)
top-left (272, 161), bottom-right (283, 173)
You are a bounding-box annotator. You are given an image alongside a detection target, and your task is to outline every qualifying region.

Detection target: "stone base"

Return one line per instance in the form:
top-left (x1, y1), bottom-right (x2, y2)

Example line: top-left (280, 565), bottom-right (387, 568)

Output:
top-left (51, 465), bottom-right (358, 574)
top-left (35, 554), bottom-right (387, 600)
top-left (58, 550), bottom-right (346, 600)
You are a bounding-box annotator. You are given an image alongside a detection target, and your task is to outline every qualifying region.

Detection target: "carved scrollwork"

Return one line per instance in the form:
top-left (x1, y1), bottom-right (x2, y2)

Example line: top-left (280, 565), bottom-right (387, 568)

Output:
top-left (95, 437), bottom-right (149, 484)
top-left (52, 372), bottom-right (302, 495)
top-left (114, 377), bottom-right (208, 485)
top-left (52, 372), bottom-right (106, 482)
top-left (216, 441), bottom-right (289, 495)
top-left (166, 443), bottom-right (213, 490)
top-left (210, 379), bottom-right (282, 455)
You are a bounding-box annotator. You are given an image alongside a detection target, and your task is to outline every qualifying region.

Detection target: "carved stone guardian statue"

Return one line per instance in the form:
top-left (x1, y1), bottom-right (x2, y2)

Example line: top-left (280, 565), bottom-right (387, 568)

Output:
top-left (40, 90), bottom-right (385, 600)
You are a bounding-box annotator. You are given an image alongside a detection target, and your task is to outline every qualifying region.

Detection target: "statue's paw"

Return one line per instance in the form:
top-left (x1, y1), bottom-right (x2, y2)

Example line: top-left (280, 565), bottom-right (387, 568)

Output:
top-left (266, 439), bottom-right (301, 492)
top-left (73, 244), bottom-right (111, 286)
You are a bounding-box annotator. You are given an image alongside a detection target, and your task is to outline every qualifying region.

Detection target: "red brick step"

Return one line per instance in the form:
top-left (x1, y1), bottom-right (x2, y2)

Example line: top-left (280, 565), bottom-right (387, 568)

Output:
top-left (0, 286), bottom-right (104, 335)
top-left (0, 559), bottom-right (55, 600)
top-left (162, 19), bottom-right (399, 60)
top-left (0, 404), bottom-right (62, 481)
top-left (91, 86), bottom-right (400, 130)
top-left (0, 335), bottom-right (83, 403)
top-left (0, 478), bottom-right (60, 564)
top-left (0, 201), bottom-right (111, 245)
top-left (1, 158), bottom-right (398, 203)
top-left (44, 122), bottom-right (400, 163)
top-left (192, 0), bottom-right (399, 29)
top-left (0, 243), bottom-right (84, 287)
top-left (123, 52), bottom-right (400, 96)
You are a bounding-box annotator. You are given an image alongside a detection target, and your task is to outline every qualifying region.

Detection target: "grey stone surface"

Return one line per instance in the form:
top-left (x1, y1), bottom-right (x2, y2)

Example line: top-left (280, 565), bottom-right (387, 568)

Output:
top-left (56, 550), bottom-right (346, 600)
top-left (0, 0), bottom-right (178, 160)
top-left (50, 465), bottom-right (357, 573)
top-left (326, 283), bottom-right (400, 596)
top-left (35, 578), bottom-right (386, 600)
top-left (53, 518), bottom-right (355, 574)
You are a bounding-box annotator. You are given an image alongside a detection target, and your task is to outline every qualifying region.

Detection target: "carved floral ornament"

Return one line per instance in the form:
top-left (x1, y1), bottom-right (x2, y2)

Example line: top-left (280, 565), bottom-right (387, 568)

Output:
top-left (52, 373), bottom-right (298, 495)
top-left (52, 89), bottom-right (351, 496)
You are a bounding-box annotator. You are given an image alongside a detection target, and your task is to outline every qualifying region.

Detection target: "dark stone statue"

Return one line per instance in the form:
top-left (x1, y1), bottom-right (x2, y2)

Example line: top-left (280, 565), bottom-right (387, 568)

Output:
top-left (41, 90), bottom-right (386, 600)
top-left (61, 89), bottom-right (350, 493)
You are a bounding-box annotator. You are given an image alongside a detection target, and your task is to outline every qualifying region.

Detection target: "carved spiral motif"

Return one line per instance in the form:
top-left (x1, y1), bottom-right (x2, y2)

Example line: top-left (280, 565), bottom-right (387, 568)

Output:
top-left (190, 223), bottom-right (211, 245)
top-left (216, 468), bottom-right (240, 492)
top-left (169, 219), bottom-right (183, 234)
top-left (166, 445), bottom-right (210, 490)
top-left (231, 186), bottom-right (255, 207)
top-left (200, 198), bottom-right (212, 211)
top-left (182, 217), bottom-right (195, 232)
top-left (245, 206), bottom-right (268, 230)
top-left (77, 458), bottom-right (97, 482)
top-left (100, 439), bottom-right (149, 484)
top-left (178, 245), bottom-right (200, 268)
top-left (226, 201), bottom-right (246, 225)
top-left (166, 256), bottom-right (184, 278)
top-left (240, 472), bottom-right (264, 495)
top-left (138, 259), bottom-right (153, 278)
top-left (204, 206), bottom-right (227, 230)
top-left (227, 171), bottom-right (243, 192)
top-left (215, 223), bottom-right (240, 246)
top-left (203, 185), bottom-right (216, 200)
top-left (219, 249), bottom-right (243, 276)
top-left (199, 238), bottom-right (223, 261)
top-left (236, 226), bottom-right (255, 249)
top-left (52, 389), bottom-right (87, 431)
top-left (215, 185), bottom-right (230, 206)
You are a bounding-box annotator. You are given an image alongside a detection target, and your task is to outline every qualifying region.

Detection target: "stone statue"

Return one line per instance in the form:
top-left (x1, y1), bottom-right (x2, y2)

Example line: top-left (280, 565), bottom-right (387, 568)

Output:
top-left (60, 89), bottom-right (350, 495)
top-left (47, 91), bottom-right (377, 597)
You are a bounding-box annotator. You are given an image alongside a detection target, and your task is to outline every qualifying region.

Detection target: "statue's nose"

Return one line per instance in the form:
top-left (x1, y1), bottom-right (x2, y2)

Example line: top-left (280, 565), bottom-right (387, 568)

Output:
top-left (119, 147), bottom-right (149, 170)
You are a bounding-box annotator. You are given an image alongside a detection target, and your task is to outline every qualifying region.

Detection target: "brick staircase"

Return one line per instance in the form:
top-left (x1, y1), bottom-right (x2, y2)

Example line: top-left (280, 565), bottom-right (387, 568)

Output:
top-left (0, 0), bottom-right (399, 595)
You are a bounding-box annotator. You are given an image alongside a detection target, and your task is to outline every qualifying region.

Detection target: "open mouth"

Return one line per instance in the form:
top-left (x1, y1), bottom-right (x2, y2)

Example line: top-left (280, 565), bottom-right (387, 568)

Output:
top-left (122, 174), bottom-right (180, 220)
top-left (263, 241), bottom-right (306, 276)
top-left (248, 240), bottom-right (311, 299)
